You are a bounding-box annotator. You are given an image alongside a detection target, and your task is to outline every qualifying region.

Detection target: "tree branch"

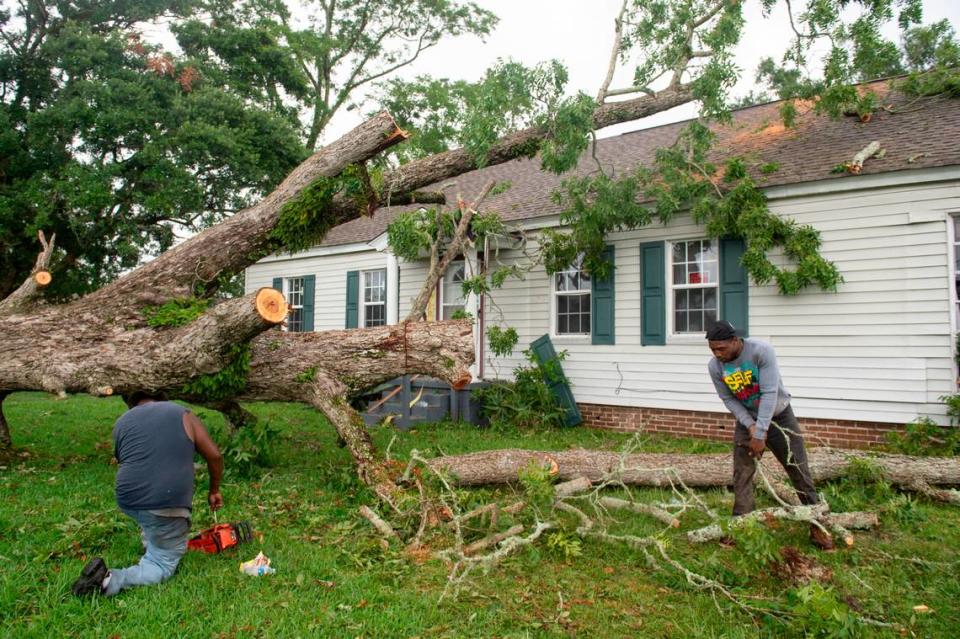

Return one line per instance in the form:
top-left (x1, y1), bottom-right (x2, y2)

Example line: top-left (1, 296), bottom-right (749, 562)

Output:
top-left (0, 230), bottom-right (56, 315)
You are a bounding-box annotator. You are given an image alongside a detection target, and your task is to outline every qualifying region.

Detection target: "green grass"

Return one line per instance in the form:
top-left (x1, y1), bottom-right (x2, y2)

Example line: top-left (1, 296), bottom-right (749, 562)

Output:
top-left (1, 393), bottom-right (958, 638)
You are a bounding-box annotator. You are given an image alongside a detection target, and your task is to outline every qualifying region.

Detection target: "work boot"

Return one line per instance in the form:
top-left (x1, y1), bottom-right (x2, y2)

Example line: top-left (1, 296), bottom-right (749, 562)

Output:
top-left (71, 557), bottom-right (108, 596)
top-left (809, 525), bottom-right (835, 551)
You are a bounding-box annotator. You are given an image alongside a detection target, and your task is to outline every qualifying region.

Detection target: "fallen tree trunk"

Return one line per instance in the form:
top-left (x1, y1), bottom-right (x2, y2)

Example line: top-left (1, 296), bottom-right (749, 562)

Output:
top-left (178, 320), bottom-right (475, 501)
top-left (0, 288), bottom-right (287, 398)
top-left (429, 448), bottom-right (960, 494)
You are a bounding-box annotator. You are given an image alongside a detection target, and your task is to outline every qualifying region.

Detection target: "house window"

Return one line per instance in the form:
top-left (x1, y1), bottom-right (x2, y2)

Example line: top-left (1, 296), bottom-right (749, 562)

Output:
top-left (284, 277), bottom-right (305, 332)
top-left (441, 260), bottom-right (466, 320)
top-left (555, 255), bottom-right (591, 335)
top-left (671, 239), bottom-right (718, 334)
top-left (953, 216), bottom-right (960, 326)
top-left (362, 269), bottom-right (386, 327)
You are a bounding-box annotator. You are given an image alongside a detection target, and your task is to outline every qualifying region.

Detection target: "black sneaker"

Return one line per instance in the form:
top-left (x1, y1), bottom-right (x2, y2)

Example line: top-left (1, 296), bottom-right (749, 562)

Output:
top-left (71, 557), bottom-right (108, 596)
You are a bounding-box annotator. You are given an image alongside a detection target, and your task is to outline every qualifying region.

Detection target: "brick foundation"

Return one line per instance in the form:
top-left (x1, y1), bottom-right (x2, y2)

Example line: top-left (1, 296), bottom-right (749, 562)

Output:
top-left (578, 403), bottom-right (902, 449)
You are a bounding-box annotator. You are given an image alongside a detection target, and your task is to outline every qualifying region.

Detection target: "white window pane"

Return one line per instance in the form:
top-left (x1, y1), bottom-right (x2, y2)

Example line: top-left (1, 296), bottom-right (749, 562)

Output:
top-left (689, 312), bottom-right (704, 333)
top-left (704, 287), bottom-right (717, 312)
top-left (673, 264), bottom-right (686, 285)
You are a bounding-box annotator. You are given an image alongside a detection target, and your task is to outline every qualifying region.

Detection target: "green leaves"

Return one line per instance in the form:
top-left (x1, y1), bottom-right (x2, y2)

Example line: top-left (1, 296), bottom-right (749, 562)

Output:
top-left (545, 122), bottom-right (843, 296)
top-left (0, 3), bottom-right (306, 298)
top-left (377, 59), bottom-right (595, 174)
top-left (180, 343), bottom-right (251, 401)
top-left (143, 297), bottom-right (210, 328)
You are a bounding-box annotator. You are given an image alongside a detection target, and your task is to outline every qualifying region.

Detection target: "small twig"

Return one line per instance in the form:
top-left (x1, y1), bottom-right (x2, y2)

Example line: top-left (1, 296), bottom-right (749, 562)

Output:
top-left (598, 497), bottom-right (680, 528)
top-left (463, 524), bottom-right (525, 556)
top-left (359, 505), bottom-right (400, 542)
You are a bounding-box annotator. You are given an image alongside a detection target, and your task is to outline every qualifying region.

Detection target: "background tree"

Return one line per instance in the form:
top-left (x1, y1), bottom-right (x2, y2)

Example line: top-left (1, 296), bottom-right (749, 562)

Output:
top-left (0, 0), bottom-right (307, 298)
top-left (174, 0), bottom-right (498, 151)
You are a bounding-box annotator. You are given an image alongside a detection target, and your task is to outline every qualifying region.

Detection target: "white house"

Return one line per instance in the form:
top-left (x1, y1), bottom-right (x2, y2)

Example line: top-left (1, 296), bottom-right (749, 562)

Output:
top-left (246, 80), bottom-right (960, 448)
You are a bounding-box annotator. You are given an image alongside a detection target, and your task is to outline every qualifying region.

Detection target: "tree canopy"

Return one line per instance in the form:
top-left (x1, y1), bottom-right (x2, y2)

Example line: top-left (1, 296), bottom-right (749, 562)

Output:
top-left (0, 0), bottom-right (495, 298)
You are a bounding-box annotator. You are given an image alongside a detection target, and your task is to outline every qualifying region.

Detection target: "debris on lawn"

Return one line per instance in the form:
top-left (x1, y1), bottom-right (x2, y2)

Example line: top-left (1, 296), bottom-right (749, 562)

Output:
top-left (239, 552), bottom-right (275, 576)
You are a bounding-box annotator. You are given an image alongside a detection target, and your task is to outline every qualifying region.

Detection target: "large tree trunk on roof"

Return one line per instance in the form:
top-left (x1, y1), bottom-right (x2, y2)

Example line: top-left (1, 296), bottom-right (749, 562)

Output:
top-left (429, 448), bottom-right (960, 494)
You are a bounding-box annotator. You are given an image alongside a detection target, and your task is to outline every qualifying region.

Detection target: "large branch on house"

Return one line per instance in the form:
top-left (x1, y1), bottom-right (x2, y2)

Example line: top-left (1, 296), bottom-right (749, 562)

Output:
top-left (0, 231), bottom-right (55, 316)
top-left (330, 86), bottom-right (693, 219)
top-left (428, 448), bottom-right (960, 497)
top-left (75, 112), bottom-right (407, 318)
top-left (406, 182), bottom-right (495, 322)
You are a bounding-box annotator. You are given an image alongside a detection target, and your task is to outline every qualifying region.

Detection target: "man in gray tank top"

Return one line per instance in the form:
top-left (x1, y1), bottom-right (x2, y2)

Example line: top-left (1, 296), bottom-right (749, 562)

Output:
top-left (71, 391), bottom-right (224, 596)
top-left (706, 320), bottom-right (833, 551)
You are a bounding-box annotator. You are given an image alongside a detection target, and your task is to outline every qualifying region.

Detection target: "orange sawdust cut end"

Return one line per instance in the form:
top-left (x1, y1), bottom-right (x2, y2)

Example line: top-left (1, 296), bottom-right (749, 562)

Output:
top-left (255, 287), bottom-right (288, 323)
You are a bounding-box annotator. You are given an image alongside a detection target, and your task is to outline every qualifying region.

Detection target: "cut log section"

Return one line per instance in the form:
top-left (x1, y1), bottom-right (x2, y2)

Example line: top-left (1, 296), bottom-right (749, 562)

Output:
top-left (429, 448), bottom-right (960, 497)
top-left (33, 271), bottom-right (52, 287)
top-left (254, 287), bottom-right (288, 323)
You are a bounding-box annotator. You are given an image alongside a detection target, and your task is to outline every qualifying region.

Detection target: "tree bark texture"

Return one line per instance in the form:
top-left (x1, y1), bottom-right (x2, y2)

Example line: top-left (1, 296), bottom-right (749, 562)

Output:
top-left (0, 231), bottom-right (55, 317)
top-left (0, 392), bottom-right (11, 448)
top-left (194, 320), bottom-right (473, 503)
top-left (428, 448), bottom-right (960, 490)
top-left (329, 87), bottom-right (694, 221)
top-left (0, 289), bottom-right (286, 398)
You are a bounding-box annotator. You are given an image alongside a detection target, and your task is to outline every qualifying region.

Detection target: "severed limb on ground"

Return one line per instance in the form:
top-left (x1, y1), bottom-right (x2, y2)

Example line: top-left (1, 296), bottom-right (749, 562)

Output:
top-left (427, 447), bottom-right (960, 503)
top-left (352, 434), bottom-right (895, 631)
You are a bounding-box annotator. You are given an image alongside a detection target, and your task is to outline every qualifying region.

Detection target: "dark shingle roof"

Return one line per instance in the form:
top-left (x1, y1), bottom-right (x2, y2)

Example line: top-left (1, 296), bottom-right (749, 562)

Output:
top-left (321, 80), bottom-right (960, 246)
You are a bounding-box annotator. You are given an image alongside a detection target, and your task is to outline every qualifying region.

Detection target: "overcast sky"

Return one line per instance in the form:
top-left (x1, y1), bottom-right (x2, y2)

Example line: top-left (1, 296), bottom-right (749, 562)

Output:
top-left (316, 0), bottom-right (960, 144)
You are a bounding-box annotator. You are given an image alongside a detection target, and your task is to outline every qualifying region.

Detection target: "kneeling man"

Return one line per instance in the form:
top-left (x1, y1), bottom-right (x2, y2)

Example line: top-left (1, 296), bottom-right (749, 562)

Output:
top-left (72, 391), bottom-right (224, 596)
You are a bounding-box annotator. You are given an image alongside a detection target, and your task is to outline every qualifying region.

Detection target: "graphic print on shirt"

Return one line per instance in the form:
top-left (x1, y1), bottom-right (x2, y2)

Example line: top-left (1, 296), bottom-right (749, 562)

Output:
top-left (723, 363), bottom-right (760, 409)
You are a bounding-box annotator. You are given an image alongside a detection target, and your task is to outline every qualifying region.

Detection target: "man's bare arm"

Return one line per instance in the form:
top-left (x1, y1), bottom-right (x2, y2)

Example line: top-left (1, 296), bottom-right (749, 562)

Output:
top-left (184, 412), bottom-right (224, 510)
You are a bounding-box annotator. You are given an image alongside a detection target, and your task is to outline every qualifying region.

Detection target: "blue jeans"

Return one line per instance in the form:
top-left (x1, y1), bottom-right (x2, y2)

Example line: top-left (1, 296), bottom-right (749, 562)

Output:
top-left (103, 510), bottom-right (190, 596)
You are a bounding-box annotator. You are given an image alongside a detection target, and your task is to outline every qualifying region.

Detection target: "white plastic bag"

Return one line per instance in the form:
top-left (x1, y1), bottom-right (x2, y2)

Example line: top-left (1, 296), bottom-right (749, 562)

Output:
top-left (239, 551), bottom-right (275, 576)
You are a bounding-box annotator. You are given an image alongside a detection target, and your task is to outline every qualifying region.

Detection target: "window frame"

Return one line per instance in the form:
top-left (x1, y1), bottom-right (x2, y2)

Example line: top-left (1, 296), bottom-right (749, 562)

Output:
top-left (551, 254), bottom-right (592, 339)
top-left (283, 276), bottom-right (305, 333)
top-left (439, 259), bottom-right (467, 320)
top-left (360, 268), bottom-right (387, 328)
top-left (668, 238), bottom-right (720, 339)
top-left (948, 214), bottom-right (960, 388)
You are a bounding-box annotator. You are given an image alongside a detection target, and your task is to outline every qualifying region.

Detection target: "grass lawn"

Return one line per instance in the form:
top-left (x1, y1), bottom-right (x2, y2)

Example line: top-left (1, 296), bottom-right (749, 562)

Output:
top-left (1, 392), bottom-right (958, 638)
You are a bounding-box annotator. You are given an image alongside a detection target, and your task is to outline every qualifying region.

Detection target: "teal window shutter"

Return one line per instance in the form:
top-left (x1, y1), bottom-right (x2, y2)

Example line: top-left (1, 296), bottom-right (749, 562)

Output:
top-left (272, 277), bottom-right (282, 293)
top-left (591, 245), bottom-right (615, 345)
top-left (529, 334), bottom-right (582, 427)
top-left (719, 238), bottom-right (749, 336)
top-left (640, 242), bottom-right (666, 345)
top-left (345, 270), bottom-right (359, 328)
top-left (302, 275), bottom-right (316, 332)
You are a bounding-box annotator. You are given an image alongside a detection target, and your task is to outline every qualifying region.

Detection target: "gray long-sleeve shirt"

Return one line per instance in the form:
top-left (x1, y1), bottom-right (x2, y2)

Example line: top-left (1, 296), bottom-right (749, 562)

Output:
top-left (708, 338), bottom-right (790, 439)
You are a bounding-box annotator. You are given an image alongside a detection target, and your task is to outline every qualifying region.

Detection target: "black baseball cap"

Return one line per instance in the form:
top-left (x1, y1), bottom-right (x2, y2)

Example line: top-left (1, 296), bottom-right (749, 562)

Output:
top-left (705, 319), bottom-right (740, 341)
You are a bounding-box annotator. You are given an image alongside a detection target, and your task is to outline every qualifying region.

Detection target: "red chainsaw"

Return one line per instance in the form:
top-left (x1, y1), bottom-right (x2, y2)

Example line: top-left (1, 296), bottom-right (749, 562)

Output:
top-left (187, 520), bottom-right (254, 554)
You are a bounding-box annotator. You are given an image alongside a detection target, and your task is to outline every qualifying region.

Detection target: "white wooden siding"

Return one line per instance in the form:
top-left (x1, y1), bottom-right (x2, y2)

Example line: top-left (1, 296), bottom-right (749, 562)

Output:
top-left (480, 179), bottom-right (960, 426)
top-left (243, 177), bottom-right (960, 426)
top-left (245, 250), bottom-right (388, 331)
top-left (398, 259), bottom-right (431, 319)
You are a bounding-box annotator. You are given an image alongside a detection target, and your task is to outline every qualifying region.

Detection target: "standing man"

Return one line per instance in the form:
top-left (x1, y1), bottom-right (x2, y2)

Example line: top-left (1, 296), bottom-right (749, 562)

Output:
top-left (706, 320), bottom-right (833, 550)
top-left (72, 391), bottom-right (224, 596)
